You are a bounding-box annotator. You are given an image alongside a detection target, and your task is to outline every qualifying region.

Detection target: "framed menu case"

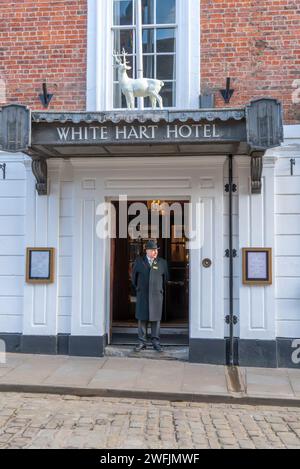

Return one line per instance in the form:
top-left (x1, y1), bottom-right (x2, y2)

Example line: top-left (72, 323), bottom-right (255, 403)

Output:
top-left (26, 248), bottom-right (55, 284)
top-left (242, 248), bottom-right (272, 285)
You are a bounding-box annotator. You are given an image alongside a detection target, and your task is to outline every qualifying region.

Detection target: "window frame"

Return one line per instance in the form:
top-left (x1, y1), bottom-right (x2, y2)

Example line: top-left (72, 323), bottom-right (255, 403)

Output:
top-left (87, 0), bottom-right (200, 111)
top-left (112, 0), bottom-right (177, 109)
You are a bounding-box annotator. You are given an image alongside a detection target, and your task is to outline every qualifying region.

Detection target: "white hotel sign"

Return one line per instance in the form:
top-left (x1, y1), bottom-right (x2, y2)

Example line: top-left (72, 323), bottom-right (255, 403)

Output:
top-left (31, 119), bottom-right (248, 147)
top-left (56, 124), bottom-right (221, 142)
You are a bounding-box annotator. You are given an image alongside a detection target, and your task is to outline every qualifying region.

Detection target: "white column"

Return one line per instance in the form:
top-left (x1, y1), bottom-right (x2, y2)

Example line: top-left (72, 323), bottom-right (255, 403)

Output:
top-left (236, 155), bottom-right (277, 340)
top-left (87, 0), bottom-right (113, 111)
top-left (136, 0), bottom-right (144, 110)
top-left (70, 166), bottom-right (106, 337)
top-left (23, 159), bottom-right (63, 336)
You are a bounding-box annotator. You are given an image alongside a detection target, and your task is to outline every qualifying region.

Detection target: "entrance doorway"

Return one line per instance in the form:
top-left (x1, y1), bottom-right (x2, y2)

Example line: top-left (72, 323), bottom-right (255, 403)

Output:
top-left (110, 200), bottom-right (189, 345)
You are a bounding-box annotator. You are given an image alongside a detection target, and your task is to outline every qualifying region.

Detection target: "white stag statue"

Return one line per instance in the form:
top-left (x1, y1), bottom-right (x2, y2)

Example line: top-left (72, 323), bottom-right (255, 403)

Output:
top-left (113, 49), bottom-right (164, 110)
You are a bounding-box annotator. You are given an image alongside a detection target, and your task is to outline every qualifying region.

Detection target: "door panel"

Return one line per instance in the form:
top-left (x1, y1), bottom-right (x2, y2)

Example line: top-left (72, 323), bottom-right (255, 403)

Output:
top-left (200, 198), bottom-right (214, 329)
top-left (190, 192), bottom-right (224, 340)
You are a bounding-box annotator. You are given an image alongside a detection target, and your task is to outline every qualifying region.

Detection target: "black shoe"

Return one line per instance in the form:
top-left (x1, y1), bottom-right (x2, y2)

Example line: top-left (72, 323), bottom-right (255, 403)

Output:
top-left (152, 342), bottom-right (163, 352)
top-left (134, 343), bottom-right (146, 352)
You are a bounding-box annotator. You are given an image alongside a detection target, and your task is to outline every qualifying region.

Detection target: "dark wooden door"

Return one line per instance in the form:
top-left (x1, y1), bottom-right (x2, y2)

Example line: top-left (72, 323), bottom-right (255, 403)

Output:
top-left (112, 201), bottom-right (189, 325)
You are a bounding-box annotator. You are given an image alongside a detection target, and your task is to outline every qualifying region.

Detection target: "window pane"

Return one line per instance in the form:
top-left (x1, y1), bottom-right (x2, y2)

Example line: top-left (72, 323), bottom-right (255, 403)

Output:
top-left (156, 0), bottom-right (176, 24)
top-left (113, 29), bottom-right (134, 54)
top-left (144, 83), bottom-right (175, 108)
top-left (143, 55), bottom-right (155, 78)
top-left (114, 83), bottom-right (128, 108)
top-left (142, 0), bottom-right (154, 24)
top-left (142, 29), bottom-right (154, 53)
top-left (157, 28), bottom-right (175, 53)
top-left (161, 82), bottom-right (175, 107)
top-left (157, 55), bottom-right (175, 80)
top-left (113, 0), bottom-right (133, 26)
top-left (144, 97), bottom-right (151, 108)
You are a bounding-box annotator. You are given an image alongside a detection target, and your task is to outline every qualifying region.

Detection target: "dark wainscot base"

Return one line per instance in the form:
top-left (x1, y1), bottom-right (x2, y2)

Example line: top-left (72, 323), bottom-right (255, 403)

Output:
top-left (189, 337), bottom-right (300, 368)
top-left (0, 334), bottom-right (299, 368)
top-left (0, 333), bottom-right (107, 358)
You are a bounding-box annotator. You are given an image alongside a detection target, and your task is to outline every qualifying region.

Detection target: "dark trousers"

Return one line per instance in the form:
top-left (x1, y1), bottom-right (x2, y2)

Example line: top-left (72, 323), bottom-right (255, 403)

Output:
top-left (138, 320), bottom-right (160, 345)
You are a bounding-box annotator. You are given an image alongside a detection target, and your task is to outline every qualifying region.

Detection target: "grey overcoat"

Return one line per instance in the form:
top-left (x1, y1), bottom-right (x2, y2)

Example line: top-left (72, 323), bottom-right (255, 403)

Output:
top-left (131, 256), bottom-right (169, 322)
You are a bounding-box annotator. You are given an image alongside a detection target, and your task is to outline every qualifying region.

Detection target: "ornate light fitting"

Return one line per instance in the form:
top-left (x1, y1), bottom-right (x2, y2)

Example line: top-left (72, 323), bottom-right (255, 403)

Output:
top-left (147, 200), bottom-right (169, 217)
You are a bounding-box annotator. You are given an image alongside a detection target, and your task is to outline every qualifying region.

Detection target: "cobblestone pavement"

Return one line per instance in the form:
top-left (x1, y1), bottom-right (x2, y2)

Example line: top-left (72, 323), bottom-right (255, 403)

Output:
top-left (0, 393), bottom-right (300, 449)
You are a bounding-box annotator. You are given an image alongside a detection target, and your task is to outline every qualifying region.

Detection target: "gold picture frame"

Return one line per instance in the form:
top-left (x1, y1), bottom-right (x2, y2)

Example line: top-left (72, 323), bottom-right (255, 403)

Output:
top-left (26, 248), bottom-right (55, 284)
top-left (242, 248), bottom-right (272, 285)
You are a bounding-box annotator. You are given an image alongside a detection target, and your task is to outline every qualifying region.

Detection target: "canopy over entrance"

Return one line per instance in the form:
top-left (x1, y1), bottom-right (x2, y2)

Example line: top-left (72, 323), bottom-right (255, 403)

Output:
top-left (0, 98), bottom-right (283, 195)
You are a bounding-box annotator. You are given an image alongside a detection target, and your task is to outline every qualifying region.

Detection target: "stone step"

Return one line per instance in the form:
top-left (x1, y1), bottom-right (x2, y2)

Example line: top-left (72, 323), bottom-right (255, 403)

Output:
top-left (105, 345), bottom-right (189, 361)
top-left (111, 333), bottom-right (189, 346)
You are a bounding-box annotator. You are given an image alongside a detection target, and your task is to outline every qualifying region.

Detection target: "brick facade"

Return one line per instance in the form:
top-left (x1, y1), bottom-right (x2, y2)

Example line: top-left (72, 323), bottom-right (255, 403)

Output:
top-left (0, 0), bottom-right (299, 123)
top-left (0, 0), bottom-right (87, 111)
top-left (201, 0), bottom-right (300, 123)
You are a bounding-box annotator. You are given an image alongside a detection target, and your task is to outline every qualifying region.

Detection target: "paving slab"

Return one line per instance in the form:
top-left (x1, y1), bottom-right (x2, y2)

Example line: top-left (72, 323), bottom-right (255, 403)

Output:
top-left (182, 364), bottom-right (228, 395)
top-left (245, 368), bottom-right (294, 397)
top-left (0, 353), bottom-right (28, 378)
top-left (42, 356), bottom-right (107, 387)
top-left (0, 354), bottom-right (299, 405)
top-left (0, 355), bottom-right (68, 385)
top-left (88, 358), bottom-right (145, 390)
top-left (287, 370), bottom-right (300, 397)
top-left (102, 357), bottom-right (146, 372)
top-left (135, 359), bottom-right (185, 392)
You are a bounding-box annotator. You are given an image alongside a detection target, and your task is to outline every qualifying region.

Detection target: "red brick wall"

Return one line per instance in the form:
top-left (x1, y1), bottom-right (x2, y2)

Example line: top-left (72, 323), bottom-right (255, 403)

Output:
top-left (201, 0), bottom-right (300, 123)
top-left (0, 0), bottom-right (87, 111)
top-left (0, 0), bottom-right (299, 124)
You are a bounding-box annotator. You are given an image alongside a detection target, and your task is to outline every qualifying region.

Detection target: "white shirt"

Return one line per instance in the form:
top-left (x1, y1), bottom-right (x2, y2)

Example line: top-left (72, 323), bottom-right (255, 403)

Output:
top-left (147, 256), bottom-right (154, 267)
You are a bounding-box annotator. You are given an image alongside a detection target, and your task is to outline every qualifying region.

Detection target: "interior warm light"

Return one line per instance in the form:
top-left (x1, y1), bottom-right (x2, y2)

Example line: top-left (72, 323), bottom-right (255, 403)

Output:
top-left (150, 200), bottom-right (161, 212)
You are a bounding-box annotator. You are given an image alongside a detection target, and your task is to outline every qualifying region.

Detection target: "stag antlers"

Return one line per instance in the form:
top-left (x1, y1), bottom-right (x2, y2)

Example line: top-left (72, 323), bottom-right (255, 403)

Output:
top-left (113, 48), bottom-right (131, 67)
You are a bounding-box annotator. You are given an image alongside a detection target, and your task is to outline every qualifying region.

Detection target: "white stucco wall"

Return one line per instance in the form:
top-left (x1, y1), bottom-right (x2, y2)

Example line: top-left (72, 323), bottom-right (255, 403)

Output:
top-left (0, 131), bottom-right (300, 342)
top-left (275, 125), bottom-right (300, 338)
top-left (0, 152), bottom-right (27, 333)
top-left (58, 163), bottom-right (74, 334)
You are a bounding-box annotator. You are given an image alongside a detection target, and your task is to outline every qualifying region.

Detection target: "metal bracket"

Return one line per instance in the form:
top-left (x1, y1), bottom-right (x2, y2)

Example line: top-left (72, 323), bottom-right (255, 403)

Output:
top-left (251, 155), bottom-right (263, 194)
top-left (290, 158), bottom-right (296, 176)
top-left (39, 83), bottom-right (53, 109)
top-left (220, 78), bottom-right (235, 104)
top-left (225, 315), bottom-right (238, 325)
top-left (225, 249), bottom-right (237, 258)
top-left (225, 183), bottom-right (237, 193)
top-left (0, 163), bottom-right (6, 180)
top-left (31, 159), bottom-right (48, 195)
